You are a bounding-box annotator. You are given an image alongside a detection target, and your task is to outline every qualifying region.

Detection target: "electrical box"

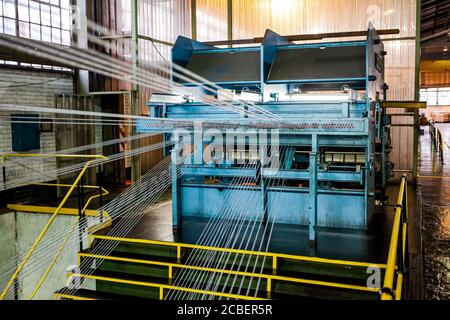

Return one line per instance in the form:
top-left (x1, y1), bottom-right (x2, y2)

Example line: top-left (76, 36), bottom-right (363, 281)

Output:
top-left (11, 114), bottom-right (40, 152)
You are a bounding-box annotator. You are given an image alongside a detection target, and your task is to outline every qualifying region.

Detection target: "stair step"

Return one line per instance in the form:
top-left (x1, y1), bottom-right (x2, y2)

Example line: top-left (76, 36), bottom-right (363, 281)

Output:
top-left (72, 269), bottom-right (269, 300)
top-left (54, 288), bottom-right (141, 300)
top-left (80, 250), bottom-right (371, 289)
top-left (89, 237), bottom-right (379, 283)
top-left (59, 237), bottom-right (384, 300)
top-left (103, 241), bottom-right (177, 259)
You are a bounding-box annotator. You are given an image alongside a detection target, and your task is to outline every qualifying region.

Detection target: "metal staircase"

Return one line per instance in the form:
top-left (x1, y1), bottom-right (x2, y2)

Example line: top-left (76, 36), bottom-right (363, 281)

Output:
top-left (55, 234), bottom-right (385, 300)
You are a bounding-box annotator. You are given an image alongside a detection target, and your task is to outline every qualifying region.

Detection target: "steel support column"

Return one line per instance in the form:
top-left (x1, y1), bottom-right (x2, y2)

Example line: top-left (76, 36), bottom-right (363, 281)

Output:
top-left (71, 0), bottom-right (89, 94)
top-left (191, 0), bottom-right (197, 40)
top-left (172, 150), bottom-right (182, 231)
top-left (261, 162), bottom-right (268, 224)
top-left (413, 0), bottom-right (422, 181)
top-left (131, 0), bottom-right (141, 183)
top-left (309, 135), bottom-right (318, 245)
top-left (228, 0), bottom-right (233, 48)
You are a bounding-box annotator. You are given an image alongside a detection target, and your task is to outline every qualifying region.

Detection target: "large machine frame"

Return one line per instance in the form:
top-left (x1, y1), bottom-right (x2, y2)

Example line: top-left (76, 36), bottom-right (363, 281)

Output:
top-left (141, 24), bottom-right (393, 244)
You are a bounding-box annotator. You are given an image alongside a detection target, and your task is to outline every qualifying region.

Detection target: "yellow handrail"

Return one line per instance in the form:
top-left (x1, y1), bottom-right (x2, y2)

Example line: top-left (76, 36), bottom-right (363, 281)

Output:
top-left (78, 252), bottom-right (380, 294)
top-left (428, 121), bottom-right (445, 160)
top-left (381, 175), bottom-right (408, 300)
top-left (1, 154), bottom-right (107, 161)
top-left (89, 234), bottom-right (387, 269)
top-left (28, 186), bottom-right (110, 300)
top-left (67, 273), bottom-right (267, 301)
top-left (0, 154), bottom-right (107, 300)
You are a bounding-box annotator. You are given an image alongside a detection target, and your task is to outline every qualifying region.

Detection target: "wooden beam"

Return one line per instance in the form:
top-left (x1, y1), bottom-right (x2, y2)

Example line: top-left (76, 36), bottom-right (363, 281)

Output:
top-left (205, 29), bottom-right (400, 46)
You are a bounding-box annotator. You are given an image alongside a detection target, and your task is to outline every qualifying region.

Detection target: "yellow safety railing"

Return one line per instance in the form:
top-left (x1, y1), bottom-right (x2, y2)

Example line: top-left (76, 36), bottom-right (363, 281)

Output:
top-left (428, 121), bottom-right (444, 161)
top-left (65, 272), bottom-right (266, 301)
top-left (0, 154), bottom-right (108, 300)
top-left (380, 175), bottom-right (409, 300)
top-left (28, 184), bottom-right (111, 300)
top-left (88, 234), bottom-right (387, 299)
top-left (78, 252), bottom-right (380, 297)
top-left (88, 234), bottom-right (387, 270)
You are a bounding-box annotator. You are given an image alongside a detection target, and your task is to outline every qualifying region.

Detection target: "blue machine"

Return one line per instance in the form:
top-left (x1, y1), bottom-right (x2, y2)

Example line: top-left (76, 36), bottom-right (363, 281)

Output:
top-left (142, 24), bottom-right (393, 244)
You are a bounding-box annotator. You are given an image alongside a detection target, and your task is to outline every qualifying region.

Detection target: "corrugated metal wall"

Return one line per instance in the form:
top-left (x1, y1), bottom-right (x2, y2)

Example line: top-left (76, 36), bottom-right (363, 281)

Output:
top-left (137, 0), bottom-right (191, 110)
top-left (94, 0), bottom-right (418, 179)
top-left (93, 0), bottom-right (191, 174)
top-left (196, 0), bottom-right (228, 41)
top-left (196, 0), bottom-right (419, 180)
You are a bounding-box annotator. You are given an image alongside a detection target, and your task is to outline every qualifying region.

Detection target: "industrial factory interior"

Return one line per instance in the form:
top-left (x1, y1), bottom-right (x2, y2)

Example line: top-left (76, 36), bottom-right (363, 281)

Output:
top-left (0, 0), bottom-right (449, 309)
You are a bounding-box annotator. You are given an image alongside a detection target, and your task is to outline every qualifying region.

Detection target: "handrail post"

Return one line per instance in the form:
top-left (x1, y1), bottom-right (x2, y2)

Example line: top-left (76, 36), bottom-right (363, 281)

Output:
top-left (435, 127), bottom-right (438, 149)
top-left (396, 187), bottom-right (405, 300)
top-left (99, 165), bottom-right (104, 223)
top-left (76, 181), bottom-right (85, 252)
top-left (380, 175), bottom-right (407, 300)
top-left (99, 165), bottom-right (104, 208)
top-left (1, 164), bottom-right (6, 207)
top-left (2, 164), bottom-right (6, 186)
top-left (402, 181), bottom-right (410, 294)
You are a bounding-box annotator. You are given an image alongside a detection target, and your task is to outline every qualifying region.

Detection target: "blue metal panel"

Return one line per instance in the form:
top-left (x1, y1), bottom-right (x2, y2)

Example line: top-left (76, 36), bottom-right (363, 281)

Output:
top-left (261, 169), bottom-right (363, 183)
top-left (181, 167), bottom-right (257, 178)
top-left (180, 186), bottom-right (262, 220)
top-left (262, 29), bottom-right (292, 82)
top-left (172, 36), bottom-right (214, 68)
top-left (180, 185), bottom-right (366, 229)
top-left (181, 167), bottom-right (362, 183)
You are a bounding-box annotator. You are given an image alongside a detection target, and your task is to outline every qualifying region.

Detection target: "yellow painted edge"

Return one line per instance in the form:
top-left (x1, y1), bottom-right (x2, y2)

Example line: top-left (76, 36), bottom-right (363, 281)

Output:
top-left (418, 175), bottom-right (450, 180)
top-left (381, 101), bottom-right (426, 109)
top-left (381, 176), bottom-right (407, 300)
top-left (68, 273), bottom-right (266, 301)
top-left (54, 293), bottom-right (96, 301)
top-left (7, 204), bottom-right (100, 217)
top-left (395, 274), bottom-right (403, 300)
top-left (88, 234), bottom-right (387, 269)
top-left (32, 183), bottom-right (101, 189)
top-left (1, 154), bottom-right (107, 161)
top-left (79, 253), bottom-right (379, 293)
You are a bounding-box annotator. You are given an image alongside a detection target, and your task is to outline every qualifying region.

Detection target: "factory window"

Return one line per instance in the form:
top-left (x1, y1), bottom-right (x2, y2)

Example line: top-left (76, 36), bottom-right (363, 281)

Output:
top-left (0, 0), bottom-right (71, 70)
top-left (420, 87), bottom-right (450, 106)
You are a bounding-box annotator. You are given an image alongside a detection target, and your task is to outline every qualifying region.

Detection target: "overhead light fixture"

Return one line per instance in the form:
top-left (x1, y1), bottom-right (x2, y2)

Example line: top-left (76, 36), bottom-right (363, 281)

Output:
top-left (444, 47), bottom-right (448, 52)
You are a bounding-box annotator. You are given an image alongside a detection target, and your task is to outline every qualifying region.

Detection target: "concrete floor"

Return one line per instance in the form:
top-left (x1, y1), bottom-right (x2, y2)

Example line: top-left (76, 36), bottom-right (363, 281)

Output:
top-left (419, 124), bottom-right (450, 300)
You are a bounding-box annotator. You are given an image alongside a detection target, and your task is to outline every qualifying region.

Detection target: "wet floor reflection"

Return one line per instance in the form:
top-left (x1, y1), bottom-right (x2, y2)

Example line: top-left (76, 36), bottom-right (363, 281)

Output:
top-left (419, 124), bottom-right (450, 300)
